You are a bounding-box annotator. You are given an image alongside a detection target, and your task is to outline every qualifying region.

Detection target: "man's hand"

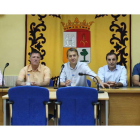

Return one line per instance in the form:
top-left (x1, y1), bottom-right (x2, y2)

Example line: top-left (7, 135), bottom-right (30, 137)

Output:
top-left (65, 80), bottom-right (71, 86)
top-left (16, 80), bottom-right (26, 86)
top-left (107, 81), bottom-right (116, 87)
top-left (95, 76), bottom-right (110, 88)
top-left (103, 82), bottom-right (110, 88)
top-left (31, 82), bottom-right (40, 86)
top-left (60, 80), bottom-right (71, 87)
top-left (106, 81), bottom-right (122, 87)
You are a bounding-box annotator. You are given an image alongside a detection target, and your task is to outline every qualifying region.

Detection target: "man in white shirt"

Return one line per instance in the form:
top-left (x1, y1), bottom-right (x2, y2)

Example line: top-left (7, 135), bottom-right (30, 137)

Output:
top-left (97, 52), bottom-right (127, 87)
top-left (60, 48), bottom-right (109, 88)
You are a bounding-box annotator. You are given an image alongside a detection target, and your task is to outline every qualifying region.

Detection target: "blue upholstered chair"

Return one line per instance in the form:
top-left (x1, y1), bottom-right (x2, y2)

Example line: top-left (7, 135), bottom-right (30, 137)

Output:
top-left (8, 86), bottom-right (50, 125)
top-left (55, 86), bottom-right (99, 125)
top-left (87, 79), bottom-right (91, 87)
top-left (49, 79), bottom-right (54, 87)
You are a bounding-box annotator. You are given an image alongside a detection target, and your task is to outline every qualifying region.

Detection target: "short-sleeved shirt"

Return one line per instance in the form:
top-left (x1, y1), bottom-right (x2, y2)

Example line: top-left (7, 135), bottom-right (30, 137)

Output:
top-left (97, 65), bottom-right (127, 86)
top-left (60, 61), bottom-right (97, 87)
top-left (17, 64), bottom-right (51, 83)
top-left (132, 63), bottom-right (140, 81)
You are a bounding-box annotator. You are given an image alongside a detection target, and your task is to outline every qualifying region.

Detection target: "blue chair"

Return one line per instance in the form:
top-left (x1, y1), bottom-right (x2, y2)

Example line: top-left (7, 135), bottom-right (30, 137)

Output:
top-left (55, 86), bottom-right (99, 125)
top-left (87, 79), bottom-right (91, 87)
top-left (8, 86), bottom-right (50, 125)
top-left (49, 79), bottom-right (54, 87)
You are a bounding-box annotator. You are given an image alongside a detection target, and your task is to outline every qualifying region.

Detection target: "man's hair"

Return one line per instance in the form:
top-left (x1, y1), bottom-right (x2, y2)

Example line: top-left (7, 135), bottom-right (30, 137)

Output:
top-left (30, 51), bottom-right (41, 58)
top-left (67, 48), bottom-right (79, 57)
top-left (106, 52), bottom-right (118, 60)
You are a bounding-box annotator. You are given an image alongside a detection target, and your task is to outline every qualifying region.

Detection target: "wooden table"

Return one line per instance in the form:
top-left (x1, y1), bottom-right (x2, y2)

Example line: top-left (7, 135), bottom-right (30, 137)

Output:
top-left (1, 87), bottom-right (109, 125)
top-left (101, 87), bottom-right (140, 125)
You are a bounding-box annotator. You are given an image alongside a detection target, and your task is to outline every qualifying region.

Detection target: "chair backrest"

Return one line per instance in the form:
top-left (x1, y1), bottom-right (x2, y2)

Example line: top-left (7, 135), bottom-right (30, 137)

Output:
top-left (8, 86), bottom-right (49, 125)
top-left (49, 79), bottom-right (54, 87)
top-left (87, 79), bottom-right (91, 87)
top-left (56, 86), bottom-right (98, 125)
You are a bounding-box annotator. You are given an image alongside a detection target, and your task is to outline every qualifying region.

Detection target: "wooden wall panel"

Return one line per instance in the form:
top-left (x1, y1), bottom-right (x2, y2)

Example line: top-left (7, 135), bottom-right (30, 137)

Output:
top-left (109, 93), bottom-right (140, 125)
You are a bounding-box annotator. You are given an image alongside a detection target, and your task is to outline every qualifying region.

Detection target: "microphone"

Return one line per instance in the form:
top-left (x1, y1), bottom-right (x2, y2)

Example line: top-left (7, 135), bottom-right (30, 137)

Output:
top-left (54, 64), bottom-right (65, 89)
top-left (0, 63), bottom-right (9, 88)
top-left (78, 73), bottom-right (104, 93)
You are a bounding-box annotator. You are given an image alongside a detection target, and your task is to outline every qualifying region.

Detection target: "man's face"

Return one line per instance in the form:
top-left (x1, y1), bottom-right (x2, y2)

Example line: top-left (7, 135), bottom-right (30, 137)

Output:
top-left (107, 54), bottom-right (117, 70)
top-left (30, 53), bottom-right (41, 66)
top-left (67, 51), bottom-right (79, 66)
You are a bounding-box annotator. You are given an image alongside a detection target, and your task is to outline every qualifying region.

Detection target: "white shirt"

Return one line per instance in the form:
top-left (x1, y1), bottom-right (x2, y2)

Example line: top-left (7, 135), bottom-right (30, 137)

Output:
top-left (60, 61), bottom-right (97, 87)
top-left (0, 69), bottom-right (2, 85)
top-left (97, 65), bottom-right (127, 86)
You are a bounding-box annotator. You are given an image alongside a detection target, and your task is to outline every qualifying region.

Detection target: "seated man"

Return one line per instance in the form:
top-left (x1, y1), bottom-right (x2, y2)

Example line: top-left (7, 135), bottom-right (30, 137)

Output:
top-left (132, 63), bottom-right (140, 86)
top-left (60, 48), bottom-right (108, 88)
top-left (16, 51), bottom-right (51, 86)
top-left (97, 52), bottom-right (127, 87)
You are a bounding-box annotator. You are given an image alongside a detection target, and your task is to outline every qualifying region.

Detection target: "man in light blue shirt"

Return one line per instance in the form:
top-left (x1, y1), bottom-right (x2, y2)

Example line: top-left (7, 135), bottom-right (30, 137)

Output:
top-left (97, 52), bottom-right (127, 87)
top-left (60, 48), bottom-right (109, 88)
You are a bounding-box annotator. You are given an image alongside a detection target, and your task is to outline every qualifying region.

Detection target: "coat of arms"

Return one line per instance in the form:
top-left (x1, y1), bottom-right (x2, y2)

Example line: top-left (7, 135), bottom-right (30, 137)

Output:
top-left (61, 17), bottom-right (94, 64)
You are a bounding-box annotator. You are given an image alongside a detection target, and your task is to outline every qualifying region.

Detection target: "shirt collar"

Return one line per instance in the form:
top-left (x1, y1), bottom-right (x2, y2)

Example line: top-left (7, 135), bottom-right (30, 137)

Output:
top-left (27, 64), bottom-right (41, 72)
top-left (107, 65), bottom-right (118, 71)
top-left (68, 61), bottom-right (79, 70)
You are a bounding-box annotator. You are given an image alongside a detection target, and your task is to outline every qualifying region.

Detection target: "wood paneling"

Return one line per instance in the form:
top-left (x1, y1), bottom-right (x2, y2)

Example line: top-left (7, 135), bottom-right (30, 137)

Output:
top-left (109, 93), bottom-right (140, 125)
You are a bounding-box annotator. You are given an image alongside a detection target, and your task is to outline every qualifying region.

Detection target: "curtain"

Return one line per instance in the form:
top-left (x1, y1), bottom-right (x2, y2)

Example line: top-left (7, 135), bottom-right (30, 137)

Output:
top-left (25, 14), bottom-right (131, 86)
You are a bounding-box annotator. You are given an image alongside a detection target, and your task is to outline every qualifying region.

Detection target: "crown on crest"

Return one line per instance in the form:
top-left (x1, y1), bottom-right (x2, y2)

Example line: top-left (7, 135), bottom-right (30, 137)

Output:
top-left (61, 17), bottom-right (94, 31)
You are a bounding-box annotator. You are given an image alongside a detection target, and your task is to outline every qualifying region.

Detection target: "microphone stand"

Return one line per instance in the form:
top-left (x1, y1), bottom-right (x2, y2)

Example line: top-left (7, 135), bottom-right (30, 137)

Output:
top-left (0, 63), bottom-right (9, 88)
top-left (54, 64), bottom-right (65, 89)
top-left (79, 73), bottom-right (104, 93)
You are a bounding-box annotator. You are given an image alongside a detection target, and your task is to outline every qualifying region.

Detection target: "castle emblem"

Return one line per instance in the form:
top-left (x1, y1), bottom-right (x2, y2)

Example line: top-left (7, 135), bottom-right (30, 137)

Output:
top-left (61, 17), bottom-right (94, 63)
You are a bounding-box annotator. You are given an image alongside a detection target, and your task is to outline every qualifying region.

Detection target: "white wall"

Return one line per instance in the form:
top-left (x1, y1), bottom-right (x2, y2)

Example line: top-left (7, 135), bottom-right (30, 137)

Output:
top-left (0, 14), bottom-right (25, 76)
